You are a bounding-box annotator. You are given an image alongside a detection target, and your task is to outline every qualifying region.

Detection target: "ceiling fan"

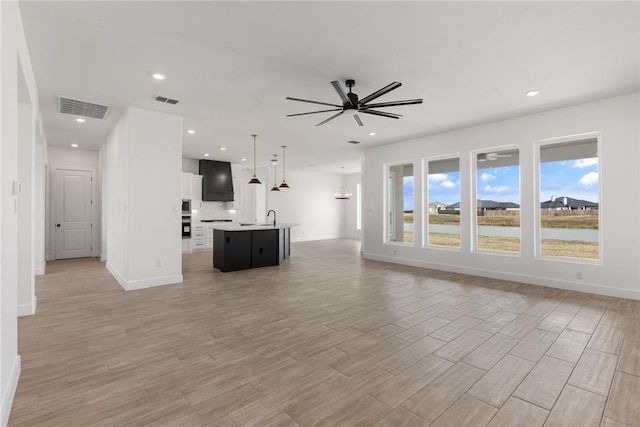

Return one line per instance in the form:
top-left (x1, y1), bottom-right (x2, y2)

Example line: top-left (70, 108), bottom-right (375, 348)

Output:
top-left (478, 152), bottom-right (513, 162)
top-left (286, 79), bottom-right (423, 127)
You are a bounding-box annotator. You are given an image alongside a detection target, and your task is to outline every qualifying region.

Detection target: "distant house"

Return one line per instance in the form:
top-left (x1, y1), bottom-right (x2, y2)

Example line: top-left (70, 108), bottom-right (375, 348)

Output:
top-left (428, 201), bottom-right (447, 213)
top-left (443, 200), bottom-right (520, 213)
top-left (541, 196), bottom-right (598, 210)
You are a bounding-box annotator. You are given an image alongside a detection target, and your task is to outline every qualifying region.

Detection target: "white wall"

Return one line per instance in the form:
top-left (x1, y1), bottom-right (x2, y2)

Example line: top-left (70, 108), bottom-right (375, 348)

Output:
top-left (46, 146), bottom-right (100, 261)
top-left (363, 93), bottom-right (640, 300)
top-left (1, 1), bottom-right (44, 423)
top-left (105, 107), bottom-right (183, 291)
top-left (34, 133), bottom-right (46, 275)
top-left (342, 172), bottom-right (361, 240)
top-left (17, 98), bottom-right (34, 317)
top-left (267, 168), bottom-right (343, 242)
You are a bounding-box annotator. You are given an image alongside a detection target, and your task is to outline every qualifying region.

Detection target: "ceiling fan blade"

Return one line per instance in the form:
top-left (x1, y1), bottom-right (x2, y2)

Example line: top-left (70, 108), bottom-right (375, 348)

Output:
top-left (287, 108), bottom-right (342, 117)
top-left (315, 111), bottom-right (344, 126)
top-left (331, 81), bottom-right (351, 105)
top-left (359, 81), bottom-right (402, 105)
top-left (359, 109), bottom-right (402, 119)
top-left (286, 96), bottom-right (341, 108)
top-left (361, 99), bottom-right (423, 109)
top-left (352, 114), bottom-right (363, 126)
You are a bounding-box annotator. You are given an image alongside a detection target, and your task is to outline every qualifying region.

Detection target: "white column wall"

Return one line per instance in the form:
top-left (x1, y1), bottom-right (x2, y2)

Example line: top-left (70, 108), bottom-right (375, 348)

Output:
top-left (1, 1), bottom-right (44, 423)
top-left (0, 2), bottom-right (20, 423)
top-left (363, 93), bottom-right (640, 300)
top-left (105, 107), bottom-right (183, 290)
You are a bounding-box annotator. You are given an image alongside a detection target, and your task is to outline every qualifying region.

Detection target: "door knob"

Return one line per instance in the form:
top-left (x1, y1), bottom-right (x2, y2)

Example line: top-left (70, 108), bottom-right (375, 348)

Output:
top-left (56, 224), bottom-right (61, 227)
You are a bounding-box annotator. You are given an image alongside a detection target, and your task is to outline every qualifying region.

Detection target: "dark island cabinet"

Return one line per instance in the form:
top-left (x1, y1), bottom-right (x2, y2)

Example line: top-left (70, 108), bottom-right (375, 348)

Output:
top-left (251, 230), bottom-right (279, 268)
top-left (213, 231), bottom-right (251, 272)
top-left (213, 228), bottom-right (290, 272)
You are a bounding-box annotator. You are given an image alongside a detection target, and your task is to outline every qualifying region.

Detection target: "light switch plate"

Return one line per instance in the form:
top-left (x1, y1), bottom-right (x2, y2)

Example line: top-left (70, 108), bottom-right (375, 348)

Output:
top-left (11, 180), bottom-right (21, 195)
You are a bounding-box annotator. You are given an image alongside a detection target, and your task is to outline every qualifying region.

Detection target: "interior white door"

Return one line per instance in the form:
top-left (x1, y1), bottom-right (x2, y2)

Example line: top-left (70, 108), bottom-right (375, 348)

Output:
top-left (54, 169), bottom-right (93, 259)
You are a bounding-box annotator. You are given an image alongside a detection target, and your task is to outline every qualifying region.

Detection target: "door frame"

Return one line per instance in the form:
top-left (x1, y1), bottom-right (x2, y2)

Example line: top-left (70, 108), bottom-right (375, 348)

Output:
top-left (50, 166), bottom-right (96, 260)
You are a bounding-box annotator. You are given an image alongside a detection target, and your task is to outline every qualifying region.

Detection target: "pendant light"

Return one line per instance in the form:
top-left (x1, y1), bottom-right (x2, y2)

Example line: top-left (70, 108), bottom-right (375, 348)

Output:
top-left (270, 154), bottom-right (280, 192)
top-left (334, 167), bottom-right (352, 199)
top-left (279, 145), bottom-right (290, 189)
top-left (248, 134), bottom-right (261, 184)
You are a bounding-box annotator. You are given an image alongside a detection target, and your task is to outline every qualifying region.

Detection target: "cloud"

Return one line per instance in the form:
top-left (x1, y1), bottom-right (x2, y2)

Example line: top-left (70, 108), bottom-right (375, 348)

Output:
top-left (579, 171), bottom-right (598, 186)
top-left (484, 185), bottom-right (509, 193)
top-left (480, 172), bottom-right (495, 181)
top-left (441, 180), bottom-right (456, 188)
top-left (573, 158), bottom-right (598, 169)
top-left (429, 173), bottom-right (448, 182)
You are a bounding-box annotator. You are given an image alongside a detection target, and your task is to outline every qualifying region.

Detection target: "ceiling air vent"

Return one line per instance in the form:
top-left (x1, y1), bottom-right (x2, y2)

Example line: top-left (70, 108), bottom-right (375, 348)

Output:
top-left (347, 140), bottom-right (361, 144)
top-left (154, 96), bottom-right (179, 105)
top-left (58, 96), bottom-right (110, 119)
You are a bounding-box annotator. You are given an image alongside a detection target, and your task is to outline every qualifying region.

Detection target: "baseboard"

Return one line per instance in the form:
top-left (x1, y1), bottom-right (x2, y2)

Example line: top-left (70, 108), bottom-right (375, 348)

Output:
top-left (17, 297), bottom-right (37, 317)
top-left (363, 252), bottom-right (640, 301)
top-left (34, 265), bottom-right (45, 276)
top-left (0, 355), bottom-right (21, 427)
top-left (106, 262), bottom-right (127, 290)
top-left (106, 263), bottom-right (182, 291)
top-left (292, 234), bottom-right (342, 243)
top-left (124, 274), bottom-right (183, 291)
top-left (100, 254), bottom-right (107, 262)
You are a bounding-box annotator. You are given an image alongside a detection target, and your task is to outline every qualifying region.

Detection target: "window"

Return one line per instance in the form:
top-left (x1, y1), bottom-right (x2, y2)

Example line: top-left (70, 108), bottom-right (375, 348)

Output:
top-left (538, 136), bottom-right (599, 260)
top-left (385, 163), bottom-right (414, 244)
top-left (356, 183), bottom-right (362, 231)
top-left (475, 148), bottom-right (520, 253)
top-left (425, 157), bottom-right (460, 248)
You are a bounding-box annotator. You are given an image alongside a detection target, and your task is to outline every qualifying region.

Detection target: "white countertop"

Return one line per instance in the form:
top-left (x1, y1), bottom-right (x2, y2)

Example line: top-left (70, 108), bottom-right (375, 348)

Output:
top-left (209, 222), bottom-right (298, 231)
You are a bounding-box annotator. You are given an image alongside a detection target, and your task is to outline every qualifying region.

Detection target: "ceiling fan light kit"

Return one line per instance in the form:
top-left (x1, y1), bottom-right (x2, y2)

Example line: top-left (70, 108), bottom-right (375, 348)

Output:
top-left (286, 79), bottom-right (423, 127)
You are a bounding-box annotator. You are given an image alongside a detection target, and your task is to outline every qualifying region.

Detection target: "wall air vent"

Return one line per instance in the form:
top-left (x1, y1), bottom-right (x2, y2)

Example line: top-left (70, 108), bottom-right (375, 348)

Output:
top-left (154, 96), bottom-right (179, 105)
top-left (58, 97), bottom-right (110, 119)
top-left (347, 140), bottom-right (361, 144)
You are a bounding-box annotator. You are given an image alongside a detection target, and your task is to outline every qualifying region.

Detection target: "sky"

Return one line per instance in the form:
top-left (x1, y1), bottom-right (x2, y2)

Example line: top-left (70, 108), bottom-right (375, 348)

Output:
top-left (402, 157), bottom-right (599, 210)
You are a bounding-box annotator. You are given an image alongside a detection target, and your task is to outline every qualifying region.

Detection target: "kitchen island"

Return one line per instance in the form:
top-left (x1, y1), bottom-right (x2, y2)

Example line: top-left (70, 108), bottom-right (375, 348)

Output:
top-left (211, 223), bottom-right (297, 272)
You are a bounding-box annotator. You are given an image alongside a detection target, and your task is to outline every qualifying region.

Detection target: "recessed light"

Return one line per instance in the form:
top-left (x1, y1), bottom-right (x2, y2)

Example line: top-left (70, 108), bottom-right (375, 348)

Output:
top-left (220, 147), bottom-right (226, 151)
top-left (152, 73), bottom-right (166, 80)
top-left (76, 118), bottom-right (85, 123)
top-left (241, 158), bottom-right (247, 162)
top-left (203, 153), bottom-right (210, 157)
top-left (525, 90), bottom-right (540, 97)
top-left (187, 129), bottom-right (195, 134)
top-left (71, 144), bottom-right (78, 148)
top-left (368, 132), bottom-right (376, 136)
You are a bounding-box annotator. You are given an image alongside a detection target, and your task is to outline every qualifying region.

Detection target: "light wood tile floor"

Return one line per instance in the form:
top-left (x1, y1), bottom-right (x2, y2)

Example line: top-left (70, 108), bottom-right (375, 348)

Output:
top-left (9, 239), bottom-right (640, 426)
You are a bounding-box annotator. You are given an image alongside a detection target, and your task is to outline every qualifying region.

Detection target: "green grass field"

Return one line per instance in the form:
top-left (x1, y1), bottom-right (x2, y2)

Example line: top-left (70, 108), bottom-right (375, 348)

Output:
top-left (417, 213), bottom-right (599, 229)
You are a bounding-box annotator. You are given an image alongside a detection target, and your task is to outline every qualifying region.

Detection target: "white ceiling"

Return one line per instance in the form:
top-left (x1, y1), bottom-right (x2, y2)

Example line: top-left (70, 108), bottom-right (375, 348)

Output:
top-left (19, 1), bottom-right (639, 174)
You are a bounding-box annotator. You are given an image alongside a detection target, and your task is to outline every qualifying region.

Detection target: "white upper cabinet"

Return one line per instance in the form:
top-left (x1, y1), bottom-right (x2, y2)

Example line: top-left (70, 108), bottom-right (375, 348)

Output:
top-left (192, 175), bottom-right (203, 209)
top-left (181, 173), bottom-right (193, 199)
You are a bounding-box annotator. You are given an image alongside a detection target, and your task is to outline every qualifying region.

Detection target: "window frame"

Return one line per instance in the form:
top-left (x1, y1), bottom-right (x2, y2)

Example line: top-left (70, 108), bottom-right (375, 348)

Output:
top-left (471, 145), bottom-right (522, 256)
top-left (534, 132), bottom-right (602, 264)
top-left (383, 161), bottom-right (415, 246)
top-left (422, 154), bottom-right (461, 251)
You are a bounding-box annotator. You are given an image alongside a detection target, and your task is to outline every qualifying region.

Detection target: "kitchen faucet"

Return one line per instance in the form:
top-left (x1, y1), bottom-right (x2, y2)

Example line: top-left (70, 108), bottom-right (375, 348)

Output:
top-left (267, 210), bottom-right (276, 227)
